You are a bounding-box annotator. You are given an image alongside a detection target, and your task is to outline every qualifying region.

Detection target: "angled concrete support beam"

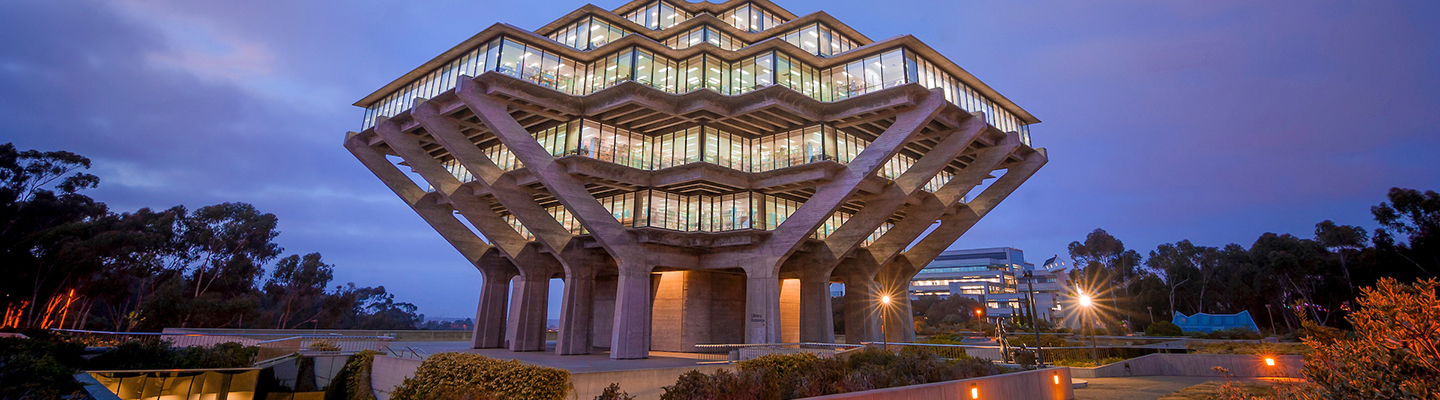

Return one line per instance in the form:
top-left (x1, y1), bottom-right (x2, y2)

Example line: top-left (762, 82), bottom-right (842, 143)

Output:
top-left (344, 131), bottom-right (491, 263)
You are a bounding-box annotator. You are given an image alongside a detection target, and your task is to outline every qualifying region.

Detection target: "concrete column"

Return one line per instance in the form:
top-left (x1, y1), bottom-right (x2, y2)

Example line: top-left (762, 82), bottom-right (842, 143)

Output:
top-left (744, 270), bottom-right (783, 344)
top-left (609, 267), bottom-right (652, 359)
top-left (556, 271), bottom-right (594, 355)
top-left (472, 269), bottom-right (513, 349)
top-left (842, 273), bottom-right (881, 344)
top-left (506, 275), bottom-right (550, 352)
top-left (798, 274), bottom-right (835, 343)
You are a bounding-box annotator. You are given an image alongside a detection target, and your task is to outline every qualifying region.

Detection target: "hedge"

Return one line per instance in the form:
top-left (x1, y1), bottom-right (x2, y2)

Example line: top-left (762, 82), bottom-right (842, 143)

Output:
top-left (388, 352), bottom-right (570, 400)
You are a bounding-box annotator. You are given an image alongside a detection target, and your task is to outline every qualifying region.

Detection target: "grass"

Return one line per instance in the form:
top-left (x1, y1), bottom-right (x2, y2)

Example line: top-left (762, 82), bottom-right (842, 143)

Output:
top-left (1157, 378), bottom-right (1305, 400)
top-left (1050, 356), bottom-right (1125, 368)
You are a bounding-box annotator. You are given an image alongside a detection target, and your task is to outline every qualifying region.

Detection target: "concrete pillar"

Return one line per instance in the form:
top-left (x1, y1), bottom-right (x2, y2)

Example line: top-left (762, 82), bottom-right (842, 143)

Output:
top-left (506, 275), bottom-right (550, 352)
top-left (799, 274), bottom-right (835, 343)
top-left (780, 279), bottom-right (801, 343)
top-left (556, 271), bottom-right (594, 355)
top-left (842, 273), bottom-right (881, 344)
top-left (744, 270), bottom-right (782, 344)
top-left (609, 267), bottom-right (652, 359)
top-left (472, 270), bottom-right (513, 349)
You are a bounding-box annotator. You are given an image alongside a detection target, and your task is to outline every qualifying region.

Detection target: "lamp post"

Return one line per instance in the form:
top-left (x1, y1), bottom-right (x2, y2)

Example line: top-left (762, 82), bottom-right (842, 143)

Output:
top-left (1079, 292), bottom-right (1097, 365)
top-left (1023, 270), bottom-right (1043, 366)
top-left (880, 295), bottom-right (891, 351)
top-left (1147, 306), bottom-right (1155, 324)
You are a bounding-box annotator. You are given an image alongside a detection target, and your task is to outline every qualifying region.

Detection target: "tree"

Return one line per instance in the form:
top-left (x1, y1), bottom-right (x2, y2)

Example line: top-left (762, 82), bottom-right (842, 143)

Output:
top-left (1068, 229), bottom-right (1144, 327)
top-left (1315, 220), bottom-right (1368, 298)
top-left (264, 253), bottom-right (335, 329)
top-left (1372, 188), bottom-right (1440, 280)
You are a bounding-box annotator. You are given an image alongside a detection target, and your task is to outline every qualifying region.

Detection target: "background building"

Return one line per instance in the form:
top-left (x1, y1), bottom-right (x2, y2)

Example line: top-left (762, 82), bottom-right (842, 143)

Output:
top-left (910, 248), bottom-right (1070, 323)
top-left (348, 0), bottom-right (1046, 359)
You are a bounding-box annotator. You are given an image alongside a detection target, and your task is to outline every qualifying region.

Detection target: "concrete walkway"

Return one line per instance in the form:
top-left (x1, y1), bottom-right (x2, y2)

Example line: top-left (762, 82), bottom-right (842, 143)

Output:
top-left (1073, 376), bottom-right (1259, 400)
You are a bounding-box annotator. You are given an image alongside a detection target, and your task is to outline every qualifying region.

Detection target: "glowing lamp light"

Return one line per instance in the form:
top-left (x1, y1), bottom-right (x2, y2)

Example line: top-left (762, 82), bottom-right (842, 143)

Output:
top-left (1053, 372), bottom-right (1060, 385)
top-left (970, 383), bottom-right (979, 399)
top-left (975, 309), bottom-right (983, 316)
top-left (1265, 357), bottom-right (1276, 366)
top-left (1078, 294), bottom-right (1093, 307)
top-left (881, 295), bottom-right (892, 305)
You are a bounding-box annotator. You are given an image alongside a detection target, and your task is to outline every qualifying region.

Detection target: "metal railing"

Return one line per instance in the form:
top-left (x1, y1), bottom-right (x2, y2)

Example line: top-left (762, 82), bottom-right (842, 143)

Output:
top-left (692, 342), bottom-right (865, 364)
top-left (387, 346), bottom-right (431, 360)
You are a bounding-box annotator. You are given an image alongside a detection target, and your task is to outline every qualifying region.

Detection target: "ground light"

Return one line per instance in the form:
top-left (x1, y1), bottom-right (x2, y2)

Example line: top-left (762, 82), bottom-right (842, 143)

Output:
top-left (1053, 372), bottom-right (1060, 385)
top-left (970, 383), bottom-right (979, 399)
top-left (1265, 357), bottom-right (1276, 366)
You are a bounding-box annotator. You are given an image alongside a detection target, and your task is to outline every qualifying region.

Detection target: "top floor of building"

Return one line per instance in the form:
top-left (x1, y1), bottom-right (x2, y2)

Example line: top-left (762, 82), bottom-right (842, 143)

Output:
top-left (352, 0), bottom-right (1040, 147)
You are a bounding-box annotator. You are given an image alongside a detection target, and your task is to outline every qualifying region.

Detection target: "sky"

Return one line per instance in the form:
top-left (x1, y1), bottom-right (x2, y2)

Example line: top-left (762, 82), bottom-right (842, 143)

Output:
top-left (2, 0), bottom-right (1438, 319)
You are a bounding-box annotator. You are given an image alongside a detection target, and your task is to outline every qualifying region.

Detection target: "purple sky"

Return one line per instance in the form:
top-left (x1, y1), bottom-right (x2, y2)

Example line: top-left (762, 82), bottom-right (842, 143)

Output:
top-left (3, 0), bottom-right (1437, 319)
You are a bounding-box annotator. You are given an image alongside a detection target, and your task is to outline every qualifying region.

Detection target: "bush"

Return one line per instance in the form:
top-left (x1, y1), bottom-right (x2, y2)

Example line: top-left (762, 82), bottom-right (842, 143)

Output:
top-left (665, 348), bottom-right (1004, 400)
top-left (1145, 321), bottom-right (1183, 336)
top-left (1301, 278), bottom-right (1440, 399)
top-left (0, 335), bottom-right (87, 399)
top-left (389, 352), bottom-right (570, 400)
top-left (326, 350), bottom-right (380, 400)
top-left (86, 340), bottom-right (258, 370)
top-left (594, 383), bottom-right (635, 400)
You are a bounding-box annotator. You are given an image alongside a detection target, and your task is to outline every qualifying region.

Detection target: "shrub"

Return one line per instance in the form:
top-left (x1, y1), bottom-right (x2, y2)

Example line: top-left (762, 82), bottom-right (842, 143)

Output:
top-left (666, 348), bottom-right (1004, 400)
top-left (389, 352), bottom-right (570, 400)
top-left (1145, 321), bottom-right (1183, 336)
top-left (0, 335), bottom-right (87, 399)
top-left (86, 340), bottom-right (258, 370)
top-left (308, 339), bottom-right (343, 352)
top-left (594, 383), bottom-right (635, 400)
top-left (1301, 278), bottom-right (1440, 399)
top-left (325, 349), bottom-right (380, 400)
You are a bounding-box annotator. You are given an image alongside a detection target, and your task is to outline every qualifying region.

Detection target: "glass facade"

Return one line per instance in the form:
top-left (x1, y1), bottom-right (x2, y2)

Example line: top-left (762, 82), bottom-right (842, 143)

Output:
top-left (719, 2), bottom-right (787, 33)
top-left (453, 118), bottom-right (935, 178)
top-left (663, 25), bottom-right (747, 51)
top-left (500, 189), bottom-right (890, 245)
top-left (361, 38), bottom-right (1035, 147)
top-left (548, 16), bottom-right (631, 50)
top-left (778, 22), bottom-right (858, 57)
top-left (623, 0), bottom-right (692, 30)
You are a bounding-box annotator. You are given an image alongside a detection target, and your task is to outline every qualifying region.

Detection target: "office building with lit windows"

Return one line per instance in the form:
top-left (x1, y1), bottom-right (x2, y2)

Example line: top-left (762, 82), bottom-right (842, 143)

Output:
top-left (347, 0), bottom-right (1047, 359)
top-left (910, 248), bottom-right (1070, 323)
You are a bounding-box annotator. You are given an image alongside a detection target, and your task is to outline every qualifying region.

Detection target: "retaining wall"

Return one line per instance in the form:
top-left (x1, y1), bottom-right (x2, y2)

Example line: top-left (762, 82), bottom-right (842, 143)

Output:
top-left (1068, 353), bottom-right (1303, 379)
top-left (806, 367), bottom-right (1074, 400)
top-left (169, 328), bottom-right (471, 341)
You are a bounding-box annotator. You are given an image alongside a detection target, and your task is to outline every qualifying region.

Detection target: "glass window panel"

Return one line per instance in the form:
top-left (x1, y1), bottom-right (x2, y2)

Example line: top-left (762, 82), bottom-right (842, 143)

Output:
top-left (755, 52), bottom-right (773, 88)
top-left (498, 39), bottom-right (523, 77)
top-left (881, 50), bottom-right (904, 88)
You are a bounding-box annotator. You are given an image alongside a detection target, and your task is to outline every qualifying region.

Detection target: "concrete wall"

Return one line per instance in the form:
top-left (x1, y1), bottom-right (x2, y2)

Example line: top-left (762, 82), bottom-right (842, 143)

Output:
top-left (650, 270), bottom-right (745, 352)
top-left (571, 364), bottom-right (731, 400)
top-left (806, 367), bottom-right (1074, 400)
top-left (369, 355), bottom-right (422, 400)
top-left (368, 354), bottom-right (729, 400)
top-left (1068, 354), bottom-right (1303, 379)
top-left (592, 275), bottom-right (618, 348)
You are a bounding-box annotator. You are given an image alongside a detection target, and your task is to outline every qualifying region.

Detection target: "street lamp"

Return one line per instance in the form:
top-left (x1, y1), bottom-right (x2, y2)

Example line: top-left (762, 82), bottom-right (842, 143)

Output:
top-left (1147, 306), bottom-right (1155, 324)
top-left (1078, 291), bottom-right (1098, 365)
top-left (880, 295), bottom-right (892, 350)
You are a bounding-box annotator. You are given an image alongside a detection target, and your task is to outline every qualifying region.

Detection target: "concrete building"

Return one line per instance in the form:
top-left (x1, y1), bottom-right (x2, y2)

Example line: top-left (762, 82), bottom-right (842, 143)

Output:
top-left (910, 248), bottom-right (1070, 323)
top-left (346, 0), bottom-right (1047, 359)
